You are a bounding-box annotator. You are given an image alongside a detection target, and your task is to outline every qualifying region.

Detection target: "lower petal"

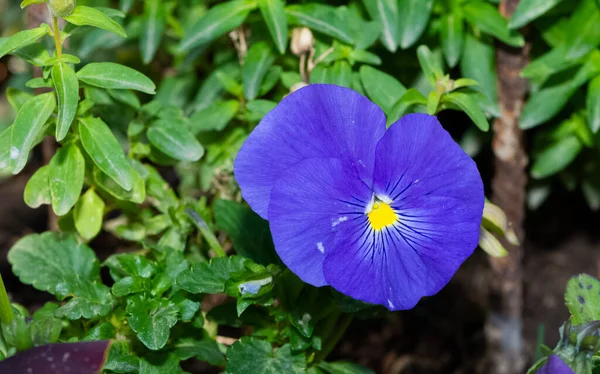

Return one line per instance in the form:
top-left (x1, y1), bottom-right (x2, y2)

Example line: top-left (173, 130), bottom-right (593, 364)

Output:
top-left (268, 158), bottom-right (372, 287)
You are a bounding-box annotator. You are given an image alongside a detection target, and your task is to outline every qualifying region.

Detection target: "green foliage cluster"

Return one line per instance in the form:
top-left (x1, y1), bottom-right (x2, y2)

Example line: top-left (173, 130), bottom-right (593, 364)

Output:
top-left (0, 0), bottom-right (598, 372)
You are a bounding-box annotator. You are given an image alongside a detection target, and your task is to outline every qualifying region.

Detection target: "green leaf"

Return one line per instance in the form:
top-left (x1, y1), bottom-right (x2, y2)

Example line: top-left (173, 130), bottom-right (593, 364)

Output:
top-left (0, 126), bottom-right (10, 172)
top-left (64, 5), bottom-right (127, 38)
top-left (215, 70), bottom-right (243, 97)
top-left (243, 42), bottom-right (275, 100)
top-left (565, 274), bottom-right (600, 325)
top-left (387, 88), bottom-right (427, 126)
top-left (440, 12), bottom-right (464, 68)
top-left (79, 117), bottom-right (135, 191)
top-left (179, 0), bottom-right (256, 52)
top-left (587, 76), bottom-right (600, 133)
top-left (139, 353), bottom-right (184, 374)
top-left (397, 0), bottom-right (433, 49)
top-left (140, 0), bottom-right (166, 64)
top-left (520, 82), bottom-right (576, 130)
top-left (189, 64), bottom-right (238, 112)
top-left (24, 166), bottom-right (51, 209)
top-left (226, 338), bottom-right (305, 374)
top-left (259, 0), bottom-right (288, 54)
top-left (362, 0), bottom-right (398, 52)
top-left (174, 338), bottom-right (226, 366)
top-left (10, 92), bottom-right (56, 175)
top-left (189, 100), bottom-right (239, 134)
top-left (177, 256), bottom-right (247, 294)
top-left (214, 199), bottom-right (279, 265)
top-left (531, 136), bottom-right (582, 179)
top-left (327, 61), bottom-right (352, 87)
top-left (442, 92), bottom-right (490, 131)
top-left (126, 295), bottom-right (178, 351)
top-left (26, 77), bottom-right (54, 89)
top-left (6, 88), bottom-right (33, 112)
top-left (285, 4), bottom-right (353, 44)
top-left (20, 0), bottom-right (46, 8)
top-left (74, 189), bottom-right (105, 241)
top-left (49, 145), bottom-right (85, 216)
top-left (52, 62), bottom-right (79, 141)
top-left (460, 34), bottom-right (499, 116)
top-left (0, 25), bottom-right (50, 60)
top-left (416, 45), bottom-right (443, 85)
top-left (359, 66), bottom-right (406, 114)
top-left (8, 232), bottom-right (113, 319)
top-left (107, 89), bottom-right (141, 109)
top-left (77, 62), bottom-right (156, 94)
top-left (318, 361), bottom-right (375, 374)
top-left (147, 119), bottom-right (204, 162)
top-left (462, 2), bottom-right (525, 47)
top-left (11, 43), bottom-right (51, 66)
top-left (93, 167), bottom-right (146, 204)
top-left (509, 0), bottom-right (565, 29)
top-left (562, 0), bottom-right (600, 61)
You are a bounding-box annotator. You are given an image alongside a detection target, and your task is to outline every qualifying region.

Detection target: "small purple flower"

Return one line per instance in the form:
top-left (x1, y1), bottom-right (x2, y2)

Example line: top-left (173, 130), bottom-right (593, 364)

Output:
top-left (234, 84), bottom-right (484, 310)
top-left (536, 355), bottom-right (575, 374)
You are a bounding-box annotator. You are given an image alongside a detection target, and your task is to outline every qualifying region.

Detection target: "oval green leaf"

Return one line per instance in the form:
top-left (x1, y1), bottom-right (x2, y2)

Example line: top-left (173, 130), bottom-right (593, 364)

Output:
top-left (587, 76), bottom-right (600, 133)
top-left (462, 2), bottom-right (525, 47)
top-left (243, 42), bottom-right (275, 100)
top-left (52, 62), bottom-right (79, 141)
top-left (442, 92), bottom-right (490, 132)
top-left (0, 25), bottom-right (50, 60)
top-left (74, 189), bottom-right (105, 241)
top-left (285, 4), bottom-right (353, 44)
top-left (49, 145), bottom-right (85, 216)
top-left (362, 0), bottom-right (398, 52)
top-left (259, 0), bottom-right (288, 54)
top-left (140, 0), bottom-right (166, 64)
top-left (77, 62), bottom-right (155, 94)
top-left (64, 5), bottom-right (127, 38)
top-left (147, 120), bottom-right (204, 162)
top-left (398, 0), bottom-right (433, 49)
top-left (24, 165), bottom-right (51, 209)
top-left (359, 65), bottom-right (406, 114)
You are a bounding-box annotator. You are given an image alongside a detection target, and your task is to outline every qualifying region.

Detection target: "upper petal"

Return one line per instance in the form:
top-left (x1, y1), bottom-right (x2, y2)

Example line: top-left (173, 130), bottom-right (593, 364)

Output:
top-left (234, 84), bottom-right (386, 219)
top-left (268, 157), bottom-right (372, 287)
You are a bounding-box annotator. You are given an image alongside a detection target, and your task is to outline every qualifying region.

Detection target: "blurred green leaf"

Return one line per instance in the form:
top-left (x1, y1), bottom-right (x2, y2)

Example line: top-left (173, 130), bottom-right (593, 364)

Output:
top-left (587, 75), bottom-right (600, 133)
top-left (49, 145), bottom-right (85, 216)
top-left (398, 0), bottom-right (433, 49)
top-left (531, 135), bottom-right (582, 178)
top-left (259, 0), bottom-right (289, 54)
top-left (243, 42), bottom-right (275, 100)
top-left (79, 117), bottom-right (135, 191)
top-left (440, 12), bottom-right (463, 68)
top-left (362, 0), bottom-right (398, 52)
top-left (11, 43), bottom-right (50, 67)
top-left (359, 65), bottom-right (406, 114)
top-left (190, 100), bottom-right (239, 133)
top-left (24, 166), bottom-right (51, 209)
top-left (286, 4), bottom-right (353, 44)
top-left (64, 6), bottom-right (127, 38)
top-left (520, 82), bottom-right (576, 130)
top-left (52, 62), bottom-right (79, 141)
top-left (318, 361), bottom-right (375, 374)
top-left (77, 62), bottom-right (156, 94)
top-left (147, 119), bottom-right (204, 162)
top-left (416, 45), bottom-right (443, 85)
top-left (6, 88), bottom-right (33, 113)
top-left (140, 0), bottom-right (166, 64)
top-left (74, 189), bottom-right (105, 241)
top-left (180, 0), bottom-right (256, 51)
top-left (509, 0), bottom-right (565, 29)
top-left (462, 2), bottom-right (525, 47)
top-left (9, 92), bottom-right (56, 175)
top-left (0, 25), bottom-right (50, 60)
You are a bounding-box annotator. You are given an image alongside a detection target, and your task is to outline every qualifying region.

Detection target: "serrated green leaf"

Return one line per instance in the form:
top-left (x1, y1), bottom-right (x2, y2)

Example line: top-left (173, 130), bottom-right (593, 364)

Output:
top-left (113, 277), bottom-right (145, 297)
top-left (179, 0), bottom-right (256, 51)
top-left (462, 2), bottom-right (525, 47)
top-left (189, 100), bottom-right (239, 134)
top-left (243, 42), bottom-right (275, 100)
top-left (286, 4), bottom-right (353, 44)
top-left (397, 0), bottom-right (433, 49)
top-left (440, 12), bottom-right (463, 68)
top-left (140, 0), bottom-right (166, 64)
top-left (565, 274), bottom-right (600, 325)
top-left (362, 0), bottom-right (398, 52)
top-left (74, 189), bottom-right (105, 241)
top-left (226, 338), bottom-right (305, 374)
top-left (177, 256), bottom-right (248, 294)
top-left (10, 92), bottom-right (56, 175)
top-left (0, 25), bottom-right (50, 60)
top-left (509, 0), bottom-right (565, 29)
top-left (49, 145), bottom-right (85, 216)
top-left (442, 92), bottom-right (490, 131)
top-left (359, 66), bottom-right (406, 114)
top-left (24, 165), bottom-right (51, 209)
top-left (147, 119), bottom-right (204, 162)
top-left (127, 295), bottom-right (178, 351)
top-left (64, 5), bottom-right (127, 38)
top-left (77, 62), bottom-right (155, 94)
top-left (174, 337), bottom-right (226, 366)
top-left (139, 353), bottom-right (184, 374)
top-left (79, 117), bottom-right (135, 191)
top-left (259, 0), bottom-right (288, 54)
top-left (531, 135), bottom-right (582, 179)
top-left (8, 232), bottom-right (113, 319)
top-left (52, 62), bottom-right (79, 141)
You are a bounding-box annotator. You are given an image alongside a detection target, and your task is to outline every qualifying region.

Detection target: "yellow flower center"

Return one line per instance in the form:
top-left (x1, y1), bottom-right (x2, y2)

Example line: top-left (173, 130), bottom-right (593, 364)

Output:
top-left (367, 200), bottom-right (397, 231)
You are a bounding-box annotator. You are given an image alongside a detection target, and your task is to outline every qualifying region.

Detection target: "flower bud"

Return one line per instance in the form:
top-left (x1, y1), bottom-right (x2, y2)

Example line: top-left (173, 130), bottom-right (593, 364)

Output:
top-left (291, 27), bottom-right (314, 56)
top-left (49, 0), bottom-right (75, 18)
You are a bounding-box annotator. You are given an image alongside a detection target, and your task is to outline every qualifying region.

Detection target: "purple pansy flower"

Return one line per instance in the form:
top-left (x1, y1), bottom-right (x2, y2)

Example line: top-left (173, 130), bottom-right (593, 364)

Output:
top-left (234, 84), bottom-right (484, 310)
top-left (536, 355), bottom-right (575, 374)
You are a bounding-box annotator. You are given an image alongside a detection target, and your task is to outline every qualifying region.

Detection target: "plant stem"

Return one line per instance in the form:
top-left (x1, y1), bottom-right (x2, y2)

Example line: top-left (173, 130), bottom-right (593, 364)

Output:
top-left (0, 273), bottom-right (14, 325)
top-left (317, 313), bottom-right (353, 361)
top-left (52, 15), bottom-right (62, 58)
top-left (185, 208), bottom-right (227, 258)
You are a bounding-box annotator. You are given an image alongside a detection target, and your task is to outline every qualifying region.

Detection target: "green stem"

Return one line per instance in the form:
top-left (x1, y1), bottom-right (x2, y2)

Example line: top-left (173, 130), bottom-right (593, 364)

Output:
top-left (316, 313), bottom-right (353, 361)
top-left (52, 15), bottom-right (62, 58)
top-left (0, 273), bottom-right (14, 325)
top-left (185, 208), bottom-right (227, 258)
